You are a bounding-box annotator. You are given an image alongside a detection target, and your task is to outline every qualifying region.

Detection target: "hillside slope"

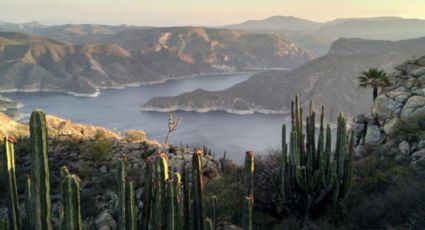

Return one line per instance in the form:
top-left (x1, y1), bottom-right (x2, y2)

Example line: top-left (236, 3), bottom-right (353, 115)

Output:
top-left (0, 29), bottom-right (314, 96)
top-left (141, 37), bottom-right (425, 119)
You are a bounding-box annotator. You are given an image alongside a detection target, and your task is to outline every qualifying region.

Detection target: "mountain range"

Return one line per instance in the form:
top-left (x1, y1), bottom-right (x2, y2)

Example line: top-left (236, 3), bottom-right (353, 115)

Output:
top-left (0, 28), bottom-right (314, 96)
top-left (141, 37), bottom-right (425, 119)
top-left (226, 16), bottom-right (425, 56)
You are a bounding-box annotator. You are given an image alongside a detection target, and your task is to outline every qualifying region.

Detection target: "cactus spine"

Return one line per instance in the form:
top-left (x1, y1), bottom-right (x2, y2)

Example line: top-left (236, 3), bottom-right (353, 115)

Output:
top-left (30, 110), bottom-right (52, 230)
top-left (281, 95), bottom-right (354, 217)
top-left (192, 150), bottom-right (205, 230)
top-left (243, 151), bottom-right (255, 230)
top-left (2, 137), bottom-right (21, 230)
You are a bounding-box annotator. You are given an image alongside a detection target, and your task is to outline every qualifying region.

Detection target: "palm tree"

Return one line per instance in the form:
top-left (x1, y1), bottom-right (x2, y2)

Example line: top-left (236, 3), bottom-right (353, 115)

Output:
top-left (358, 68), bottom-right (390, 102)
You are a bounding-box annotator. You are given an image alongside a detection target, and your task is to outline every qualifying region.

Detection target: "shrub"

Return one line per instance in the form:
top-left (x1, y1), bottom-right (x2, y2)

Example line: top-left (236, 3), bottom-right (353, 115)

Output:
top-left (205, 168), bottom-right (244, 226)
top-left (81, 141), bottom-right (113, 162)
top-left (394, 112), bottom-right (425, 144)
top-left (345, 155), bottom-right (425, 229)
top-left (124, 130), bottom-right (146, 142)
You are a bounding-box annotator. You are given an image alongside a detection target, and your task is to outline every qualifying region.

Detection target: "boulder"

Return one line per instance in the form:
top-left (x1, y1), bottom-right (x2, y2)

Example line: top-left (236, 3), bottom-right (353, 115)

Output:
top-left (373, 95), bottom-right (403, 122)
top-left (364, 125), bottom-right (383, 145)
top-left (412, 149), bottom-right (425, 168)
top-left (410, 66), bottom-right (425, 77)
top-left (217, 222), bottom-right (242, 230)
top-left (398, 141), bottom-right (410, 155)
top-left (95, 210), bottom-right (116, 230)
top-left (401, 96), bottom-right (425, 119)
top-left (383, 118), bottom-right (399, 137)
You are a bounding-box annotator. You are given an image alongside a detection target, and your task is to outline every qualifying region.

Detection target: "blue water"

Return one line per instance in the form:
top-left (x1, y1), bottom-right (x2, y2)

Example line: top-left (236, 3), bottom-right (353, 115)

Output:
top-left (6, 73), bottom-right (287, 163)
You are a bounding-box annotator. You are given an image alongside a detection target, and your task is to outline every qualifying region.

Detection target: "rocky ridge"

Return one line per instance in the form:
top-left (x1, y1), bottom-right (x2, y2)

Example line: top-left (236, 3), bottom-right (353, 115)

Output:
top-left (352, 56), bottom-right (425, 168)
top-left (0, 29), bottom-right (315, 96)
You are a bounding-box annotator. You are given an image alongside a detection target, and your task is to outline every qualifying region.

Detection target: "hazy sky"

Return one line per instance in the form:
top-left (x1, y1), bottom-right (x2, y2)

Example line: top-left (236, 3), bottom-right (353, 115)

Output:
top-left (1, 0), bottom-right (425, 26)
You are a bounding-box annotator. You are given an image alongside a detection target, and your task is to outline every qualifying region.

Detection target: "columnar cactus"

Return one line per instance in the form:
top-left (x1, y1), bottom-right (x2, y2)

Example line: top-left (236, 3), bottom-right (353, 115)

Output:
top-left (243, 151), bottom-right (255, 230)
top-left (182, 165), bottom-right (191, 230)
top-left (61, 173), bottom-right (83, 230)
top-left (142, 160), bottom-right (153, 230)
top-left (174, 172), bottom-right (183, 230)
top-left (166, 180), bottom-right (176, 230)
top-left (281, 95), bottom-right (354, 217)
top-left (25, 176), bottom-right (32, 229)
top-left (126, 181), bottom-right (137, 230)
top-left (211, 195), bottom-right (218, 230)
top-left (117, 159), bottom-right (127, 230)
top-left (192, 150), bottom-right (205, 230)
top-left (152, 153), bottom-right (169, 230)
top-left (29, 110), bottom-right (52, 230)
top-left (2, 137), bottom-right (21, 230)
top-left (205, 218), bottom-right (213, 230)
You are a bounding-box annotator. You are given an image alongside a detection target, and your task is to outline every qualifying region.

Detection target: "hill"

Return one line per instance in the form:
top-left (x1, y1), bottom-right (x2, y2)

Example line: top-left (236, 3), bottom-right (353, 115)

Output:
top-left (141, 37), bottom-right (425, 119)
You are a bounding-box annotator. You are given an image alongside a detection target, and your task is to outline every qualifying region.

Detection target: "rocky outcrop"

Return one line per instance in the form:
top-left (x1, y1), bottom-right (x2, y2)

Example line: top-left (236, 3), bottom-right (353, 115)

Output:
top-left (352, 56), bottom-right (425, 167)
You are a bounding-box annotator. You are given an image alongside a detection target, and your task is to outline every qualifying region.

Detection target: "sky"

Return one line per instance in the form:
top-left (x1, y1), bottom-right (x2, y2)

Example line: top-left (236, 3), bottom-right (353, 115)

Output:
top-left (0, 0), bottom-right (425, 26)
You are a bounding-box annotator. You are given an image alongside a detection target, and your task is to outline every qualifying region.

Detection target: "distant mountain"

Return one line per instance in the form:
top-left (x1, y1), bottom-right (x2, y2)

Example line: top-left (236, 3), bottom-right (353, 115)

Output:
top-left (141, 37), bottom-right (425, 119)
top-left (0, 28), bottom-right (314, 96)
top-left (226, 16), bottom-right (322, 31)
top-left (226, 16), bottom-right (425, 56)
top-left (316, 17), bottom-right (425, 40)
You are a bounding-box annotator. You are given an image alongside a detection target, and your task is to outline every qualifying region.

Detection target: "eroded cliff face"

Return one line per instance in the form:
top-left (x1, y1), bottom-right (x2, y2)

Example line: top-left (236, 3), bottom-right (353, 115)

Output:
top-left (352, 56), bottom-right (425, 168)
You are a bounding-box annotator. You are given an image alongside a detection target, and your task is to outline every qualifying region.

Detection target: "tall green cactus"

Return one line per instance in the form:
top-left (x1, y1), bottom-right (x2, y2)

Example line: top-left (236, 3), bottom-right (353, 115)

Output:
top-left (126, 181), bottom-right (137, 230)
top-left (117, 158), bottom-right (127, 230)
top-left (205, 218), bottom-right (213, 230)
top-left (174, 172), bottom-right (183, 230)
top-left (166, 180), bottom-right (176, 230)
top-left (152, 153), bottom-right (169, 230)
top-left (192, 150), bottom-right (205, 230)
top-left (211, 195), bottom-right (218, 230)
top-left (61, 173), bottom-right (83, 230)
top-left (30, 110), bottom-right (52, 230)
top-left (243, 151), bottom-right (255, 230)
top-left (242, 196), bottom-right (254, 230)
top-left (280, 95), bottom-right (354, 217)
top-left (182, 165), bottom-right (191, 230)
top-left (25, 176), bottom-right (32, 229)
top-left (142, 160), bottom-right (153, 230)
top-left (2, 137), bottom-right (21, 230)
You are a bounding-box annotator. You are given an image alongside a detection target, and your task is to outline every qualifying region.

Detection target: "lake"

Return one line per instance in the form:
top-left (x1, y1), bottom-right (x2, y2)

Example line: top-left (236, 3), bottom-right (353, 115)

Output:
top-left (6, 73), bottom-right (287, 163)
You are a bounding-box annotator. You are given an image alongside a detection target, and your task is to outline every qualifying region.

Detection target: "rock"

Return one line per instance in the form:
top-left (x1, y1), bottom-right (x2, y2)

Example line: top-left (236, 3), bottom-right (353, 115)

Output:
top-left (418, 140), bottom-right (425, 150)
top-left (383, 118), bottom-right (399, 137)
top-left (410, 66), bottom-right (425, 77)
top-left (415, 56), bottom-right (425, 66)
top-left (412, 149), bottom-right (425, 168)
top-left (398, 141), bottom-right (410, 155)
top-left (355, 145), bottom-right (366, 158)
top-left (99, 165), bottom-right (108, 173)
top-left (351, 122), bottom-right (366, 136)
top-left (217, 222), bottom-right (242, 230)
top-left (373, 95), bottom-right (403, 122)
top-left (412, 149), bottom-right (425, 161)
top-left (95, 210), bottom-right (116, 230)
top-left (364, 125), bottom-right (383, 145)
top-left (401, 96), bottom-right (425, 119)
top-left (354, 114), bottom-right (367, 123)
